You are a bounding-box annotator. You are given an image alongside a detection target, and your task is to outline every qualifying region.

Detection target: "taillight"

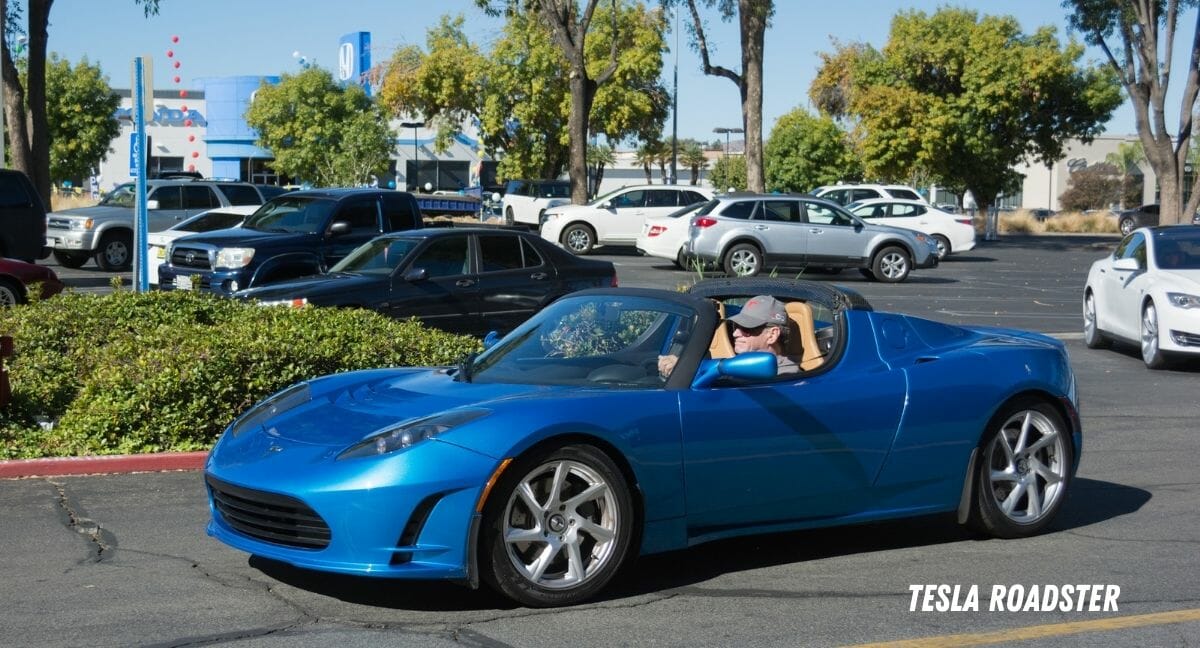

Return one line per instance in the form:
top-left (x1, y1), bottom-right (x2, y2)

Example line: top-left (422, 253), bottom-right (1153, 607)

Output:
top-left (694, 217), bottom-right (718, 228)
top-left (955, 218), bottom-right (973, 226)
top-left (610, 273), bottom-right (619, 287)
top-left (647, 225), bottom-right (667, 237)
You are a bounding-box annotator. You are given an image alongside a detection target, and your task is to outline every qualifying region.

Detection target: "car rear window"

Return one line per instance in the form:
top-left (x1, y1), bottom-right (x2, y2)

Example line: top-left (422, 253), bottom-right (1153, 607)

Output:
top-left (717, 200), bottom-right (757, 220)
top-left (888, 188), bottom-right (921, 201)
top-left (537, 182), bottom-right (571, 198)
top-left (218, 183), bottom-right (264, 206)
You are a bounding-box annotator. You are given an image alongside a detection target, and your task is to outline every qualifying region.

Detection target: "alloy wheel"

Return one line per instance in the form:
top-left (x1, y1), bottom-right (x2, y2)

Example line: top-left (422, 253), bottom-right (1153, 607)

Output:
top-left (983, 409), bottom-right (1068, 525)
top-left (879, 251), bottom-right (908, 280)
top-left (728, 249), bottom-right (759, 276)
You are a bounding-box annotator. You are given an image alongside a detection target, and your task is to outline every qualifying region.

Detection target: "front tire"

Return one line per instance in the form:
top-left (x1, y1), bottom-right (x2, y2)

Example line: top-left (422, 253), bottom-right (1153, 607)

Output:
top-left (481, 444), bottom-right (634, 608)
top-left (723, 243), bottom-right (762, 277)
top-left (561, 223), bottom-right (595, 255)
top-left (0, 278), bottom-right (24, 306)
top-left (1082, 291), bottom-right (1109, 349)
top-left (505, 206), bottom-right (515, 226)
top-left (1119, 216), bottom-right (1136, 235)
top-left (1141, 300), bottom-right (1171, 369)
top-left (95, 231), bottom-right (132, 271)
top-left (871, 245), bottom-right (911, 283)
top-left (969, 398), bottom-right (1072, 538)
top-left (52, 249), bottom-right (89, 269)
top-left (932, 235), bottom-right (951, 260)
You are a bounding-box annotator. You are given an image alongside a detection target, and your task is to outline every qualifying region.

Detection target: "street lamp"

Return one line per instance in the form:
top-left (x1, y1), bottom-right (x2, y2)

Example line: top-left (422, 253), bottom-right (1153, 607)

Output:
top-left (712, 127), bottom-right (744, 157)
top-left (400, 121), bottom-right (425, 191)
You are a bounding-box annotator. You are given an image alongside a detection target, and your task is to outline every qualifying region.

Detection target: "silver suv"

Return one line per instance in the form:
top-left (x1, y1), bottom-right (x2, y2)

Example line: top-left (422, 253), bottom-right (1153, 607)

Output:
top-left (46, 179), bottom-right (270, 271)
top-left (682, 193), bottom-right (939, 282)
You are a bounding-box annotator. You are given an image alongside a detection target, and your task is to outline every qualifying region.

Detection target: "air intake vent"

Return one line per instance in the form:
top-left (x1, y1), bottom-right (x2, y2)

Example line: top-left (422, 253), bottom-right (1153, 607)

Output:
top-left (206, 475), bottom-right (331, 549)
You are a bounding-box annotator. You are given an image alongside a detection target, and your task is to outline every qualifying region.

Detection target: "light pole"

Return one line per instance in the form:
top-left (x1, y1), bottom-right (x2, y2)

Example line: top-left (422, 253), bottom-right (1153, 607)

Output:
top-left (400, 121), bottom-right (425, 191)
top-left (713, 127), bottom-right (743, 157)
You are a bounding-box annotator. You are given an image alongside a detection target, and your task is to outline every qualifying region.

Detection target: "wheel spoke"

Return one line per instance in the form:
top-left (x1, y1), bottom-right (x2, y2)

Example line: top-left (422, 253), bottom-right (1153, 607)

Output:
top-left (547, 462), bottom-right (569, 508)
top-left (527, 542), bottom-right (559, 583)
top-left (1014, 412), bottom-right (1033, 453)
top-left (505, 526), bottom-right (544, 545)
top-left (564, 539), bottom-right (585, 584)
top-left (1030, 458), bottom-right (1062, 485)
top-left (1025, 479), bottom-right (1043, 518)
top-left (996, 432), bottom-right (1016, 466)
top-left (1000, 482), bottom-right (1026, 515)
top-left (990, 468), bottom-right (1019, 483)
top-left (564, 482), bottom-right (607, 511)
top-left (517, 482), bottom-right (546, 516)
top-left (578, 518), bottom-right (615, 543)
top-left (1025, 430), bottom-right (1059, 455)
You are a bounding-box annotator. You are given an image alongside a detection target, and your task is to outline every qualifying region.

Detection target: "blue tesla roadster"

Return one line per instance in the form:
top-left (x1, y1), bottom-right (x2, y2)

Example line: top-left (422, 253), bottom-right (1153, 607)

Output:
top-left (205, 278), bottom-right (1081, 607)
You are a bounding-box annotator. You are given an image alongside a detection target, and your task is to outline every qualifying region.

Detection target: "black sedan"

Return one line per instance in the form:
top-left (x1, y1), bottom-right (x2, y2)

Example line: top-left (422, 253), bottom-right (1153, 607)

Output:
top-left (234, 227), bottom-right (617, 336)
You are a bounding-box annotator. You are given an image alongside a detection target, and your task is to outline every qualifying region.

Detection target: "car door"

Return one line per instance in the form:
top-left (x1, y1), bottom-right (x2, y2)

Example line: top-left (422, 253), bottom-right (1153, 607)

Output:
top-left (182, 185), bottom-right (221, 220)
top-left (803, 200), bottom-right (867, 265)
top-left (386, 234), bottom-right (481, 334)
top-left (147, 186), bottom-right (185, 231)
top-left (322, 196), bottom-right (383, 268)
top-left (753, 199), bottom-right (807, 267)
top-left (1106, 232), bottom-right (1150, 339)
top-left (887, 202), bottom-right (929, 234)
top-left (597, 188), bottom-right (649, 243)
top-left (640, 189), bottom-right (683, 230)
top-left (678, 368), bottom-right (907, 529)
top-left (474, 233), bottom-right (555, 333)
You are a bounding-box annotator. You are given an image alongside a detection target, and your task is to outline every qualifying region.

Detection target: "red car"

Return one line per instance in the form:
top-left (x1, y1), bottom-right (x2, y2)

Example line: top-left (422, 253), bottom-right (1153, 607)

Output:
top-left (0, 258), bottom-right (63, 305)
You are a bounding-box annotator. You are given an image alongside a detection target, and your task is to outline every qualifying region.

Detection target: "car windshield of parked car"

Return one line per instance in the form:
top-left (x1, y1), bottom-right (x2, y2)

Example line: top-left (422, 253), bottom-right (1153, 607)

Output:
top-left (329, 237), bottom-right (421, 274)
top-left (243, 197), bottom-right (336, 234)
top-left (175, 210), bottom-right (245, 233)
top-left (1154, 231), bottom-right (1200, 269)
top-left (464, 294), bottom-right (699, 388)
top-left (99, 183), bottom-right (136, 208)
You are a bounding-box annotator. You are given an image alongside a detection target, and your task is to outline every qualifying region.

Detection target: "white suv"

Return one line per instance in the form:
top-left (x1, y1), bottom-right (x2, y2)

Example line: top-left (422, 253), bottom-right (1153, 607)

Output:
top-left (812, 183), bottom-right (927, 206)
top-left (501, 179), bottom-right (572, 227)
top-left (541, 184), bottom-right (713, 254)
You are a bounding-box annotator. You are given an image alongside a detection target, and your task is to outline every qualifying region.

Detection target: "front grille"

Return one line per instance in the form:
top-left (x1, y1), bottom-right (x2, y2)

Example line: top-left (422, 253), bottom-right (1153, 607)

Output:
top-left (207, 475), bottom-right (331, 549)
top-left (47, 218), bottom-right (72, 230)
top-left (1169, 330), bottom-right (1200, 347)
top-left (171, 246), bottom-right (212, 270)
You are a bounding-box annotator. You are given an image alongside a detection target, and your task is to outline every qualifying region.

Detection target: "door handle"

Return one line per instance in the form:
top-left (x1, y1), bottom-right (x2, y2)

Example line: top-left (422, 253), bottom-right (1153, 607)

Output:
top-left (456, 279), bottom-right (476, 287)
top-left (530, 272), bottom-right (548, 280)
top-left (810, 228), bottom-right (822, 234)
top-left (754, 225), bottom-right (768, 231)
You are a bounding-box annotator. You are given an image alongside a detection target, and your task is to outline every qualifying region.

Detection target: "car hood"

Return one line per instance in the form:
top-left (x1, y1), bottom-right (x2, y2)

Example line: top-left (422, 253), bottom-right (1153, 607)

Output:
top-left (234, 272), bottom-right (379, 299)
top-left (178, 227), bottom-right (317, 248)
top-left (48, 205), bottom-right (129, 219)
top-left (865, 222), bottom-right (921, 240)
top-left (1155, 269), bottom-right (1200, 289)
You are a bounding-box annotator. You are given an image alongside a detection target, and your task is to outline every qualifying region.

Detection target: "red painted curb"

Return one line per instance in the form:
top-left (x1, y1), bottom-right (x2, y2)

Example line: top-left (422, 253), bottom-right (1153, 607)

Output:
top-left (0, 451), bottom-right (208, 479)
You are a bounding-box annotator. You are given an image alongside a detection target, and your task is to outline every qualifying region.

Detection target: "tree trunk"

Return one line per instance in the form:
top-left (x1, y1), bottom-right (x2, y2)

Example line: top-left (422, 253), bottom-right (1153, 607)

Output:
top-left (27, 0), bottom-right (53, 206)
top-left (567, 74), bottom-right (594, 204)
top-left (0, 0), bottom-right (35, 183)
top-left (739, 0), bottom-right (766, 193)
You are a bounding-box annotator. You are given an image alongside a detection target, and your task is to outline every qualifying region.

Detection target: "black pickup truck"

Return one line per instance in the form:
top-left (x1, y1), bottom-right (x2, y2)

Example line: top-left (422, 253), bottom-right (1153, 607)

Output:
top-left (0, 169), bottom-right (50, 262)
top-left (158, 188), bottom-right (422, 294)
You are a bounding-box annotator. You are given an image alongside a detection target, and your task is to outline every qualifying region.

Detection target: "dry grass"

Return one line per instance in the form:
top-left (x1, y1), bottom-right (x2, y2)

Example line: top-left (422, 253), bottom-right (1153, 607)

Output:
top-left (50, 193), bottom-right (99, 212)
top-left (973, 209), bottom-right (1121, 235)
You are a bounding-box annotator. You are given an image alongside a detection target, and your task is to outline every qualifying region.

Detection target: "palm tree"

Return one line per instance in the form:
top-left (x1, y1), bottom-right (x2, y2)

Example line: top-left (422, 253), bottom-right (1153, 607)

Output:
top-left (681, 144), bottom-right (708, 185)
top-left (635, 143), bottom-right (660, 184)
top-left (1105, 142), bottom-right (1146, 210)
top-left (586, 144), bottom-right (615, 198)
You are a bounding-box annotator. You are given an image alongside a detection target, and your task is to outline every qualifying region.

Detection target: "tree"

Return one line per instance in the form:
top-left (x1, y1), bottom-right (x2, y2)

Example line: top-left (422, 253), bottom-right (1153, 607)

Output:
top-left (812, 8), bottom-right (1122, 216)
top-left (1064, 0), bottom-right (1200, 224)
top-left (1104, 141), bottom-right (1146, 209)
top-left (635, 141), bottom-right (658, 183)
top-left (708, 154), bottom-right (745, 191)
top-left (680, 142), bottom-right (707, 184)
top-left (764, 108), bottom-right (860, 193)
top-left (39, 54), bottom-right (120, 185)
top-left (1, 0), bottom-right (159, 206)
top-left (1058, 162), bottom-right (1133, 211)
top-left (586, 142), bottom-right (614, 195)
top-left (671, 0), bottom-right (773, 193)
top-left (244, 68), bottom-right (394, 187)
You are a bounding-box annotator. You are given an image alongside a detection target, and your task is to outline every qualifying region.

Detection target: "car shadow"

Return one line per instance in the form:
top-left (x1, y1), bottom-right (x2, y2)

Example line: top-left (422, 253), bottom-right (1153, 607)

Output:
top-left (1103, 340), bottom-right (1200, 372)
top-left (62, 275), bottom-right (130, 289)
top-left (247, 477), bottom-right (1147, 611)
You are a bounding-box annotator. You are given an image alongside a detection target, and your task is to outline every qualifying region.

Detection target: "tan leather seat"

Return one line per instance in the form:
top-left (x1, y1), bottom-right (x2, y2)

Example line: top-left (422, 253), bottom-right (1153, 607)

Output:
top-left (708, 301), bottom-right (735, 359)
top-left (784, 301), bottom-right (824, 371)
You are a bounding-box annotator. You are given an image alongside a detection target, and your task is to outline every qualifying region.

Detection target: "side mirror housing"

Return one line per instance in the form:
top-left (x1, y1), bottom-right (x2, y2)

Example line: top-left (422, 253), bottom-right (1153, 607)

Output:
top-left (402, 267), bottom-right (428, 282)
top-left (328, 221), bottom-right (351, 237)
top-left (601, 200), bottom-right (613, 210)
top-left (1112, 257), bottom-right (1140, 271)
top-left (692, 352), bottom-right (778, 388)
top-left (482, 331), bottom-right (501, 349)
top-left (146, 199), bottom-right (160, 210)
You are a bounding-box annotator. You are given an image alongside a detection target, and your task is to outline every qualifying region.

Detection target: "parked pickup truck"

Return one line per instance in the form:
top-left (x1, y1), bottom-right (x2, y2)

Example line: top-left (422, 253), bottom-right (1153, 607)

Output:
top-left (157, 188), bottom-right (423, 295)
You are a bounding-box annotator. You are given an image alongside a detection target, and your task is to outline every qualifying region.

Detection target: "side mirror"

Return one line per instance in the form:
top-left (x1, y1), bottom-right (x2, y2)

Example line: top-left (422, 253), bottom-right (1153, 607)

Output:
top-left (692, 352), bottom-right (777, 388)
top-left (482, 331), bottom-right (501, 349)
top-left (328, 221), bottom-right (351, 237)
top-left (146, 199), bottom-right (160, 210)
top-left (402, 267), bottom-right (428, 282)
top-left (601, 200), bottom-right (613, 209)
top-left (1112, 257), bottom-right (1140, 271)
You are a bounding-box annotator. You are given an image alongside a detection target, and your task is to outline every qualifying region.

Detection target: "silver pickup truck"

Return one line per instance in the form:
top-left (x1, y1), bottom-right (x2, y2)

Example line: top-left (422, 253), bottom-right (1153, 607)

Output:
top-left (46, 179), bottom-right (270, 271)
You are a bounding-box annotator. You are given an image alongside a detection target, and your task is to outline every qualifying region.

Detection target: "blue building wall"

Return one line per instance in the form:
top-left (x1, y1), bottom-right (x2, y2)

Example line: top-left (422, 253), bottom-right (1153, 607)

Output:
top-left (197, 75), bottom-right (279, 180)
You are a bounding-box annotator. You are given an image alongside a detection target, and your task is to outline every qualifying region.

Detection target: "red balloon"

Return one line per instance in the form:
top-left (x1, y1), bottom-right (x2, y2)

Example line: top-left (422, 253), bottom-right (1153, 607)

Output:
top-left (173, 75), bottom-right (181, 83)
top-left (174, 61), bottom-right (181, 69)
top-left (187, 135), bottom-right (195, 142)
top-left (172, 35), bottom-right (180, 43)
top-left (184, 119), bottom-right (193, 127)
top-left (179, 90), bottom-right (188, 98)
top-left (191, 151), bottom-right (199, 158)
top-left (166, 50), bottom-right (174, 58)
top-left (187, 164), bottom-right (195, 172)
top-left (180, 104), bottom-right (188, 112)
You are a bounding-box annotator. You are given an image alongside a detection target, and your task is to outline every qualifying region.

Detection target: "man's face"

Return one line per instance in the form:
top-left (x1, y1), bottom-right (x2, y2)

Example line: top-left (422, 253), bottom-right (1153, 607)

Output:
top-left (732, 323), bottom-right (780, 354)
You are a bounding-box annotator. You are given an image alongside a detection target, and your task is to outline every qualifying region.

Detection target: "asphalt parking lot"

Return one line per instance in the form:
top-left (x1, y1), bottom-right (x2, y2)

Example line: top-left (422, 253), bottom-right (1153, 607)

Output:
top-left (6, 234), bottom-right (1199, 647)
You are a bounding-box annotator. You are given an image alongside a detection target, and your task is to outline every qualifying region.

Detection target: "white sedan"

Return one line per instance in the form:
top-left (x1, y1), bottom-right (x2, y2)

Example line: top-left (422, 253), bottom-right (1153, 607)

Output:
top-left (1083, 226), bottom-right (1200, 369)
top-left (147, 206), bottom-right (259, 286)
top-left (846, 198), bottom-right (976, 260)
top-left (635, 201), bottom-right (708, 268)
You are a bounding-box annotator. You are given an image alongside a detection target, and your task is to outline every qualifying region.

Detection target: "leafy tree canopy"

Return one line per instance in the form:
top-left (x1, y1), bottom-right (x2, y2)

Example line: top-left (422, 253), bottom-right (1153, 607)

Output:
top-left (31, 54), bottom-right (120, 184)
top-left (708, 154), bottom-right (745, 191)
top-left (764, 108), bottom-right (861, 192)
top-left (245, 67), bottom-right (393, 187)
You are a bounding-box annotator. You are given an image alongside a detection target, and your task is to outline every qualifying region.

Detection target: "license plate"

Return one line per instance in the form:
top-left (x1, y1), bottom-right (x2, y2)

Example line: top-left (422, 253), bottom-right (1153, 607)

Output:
top-left (46, 237), bottom-right (58, 247)
top-left (153, 246), bottom-right (165, 259)
top-left (173, 275), bottom-right (194, 291)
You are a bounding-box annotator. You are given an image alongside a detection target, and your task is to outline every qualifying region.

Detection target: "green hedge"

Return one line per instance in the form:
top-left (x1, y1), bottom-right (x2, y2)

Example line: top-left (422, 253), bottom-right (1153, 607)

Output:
top-left (0, 290), bottom-right (480, 458)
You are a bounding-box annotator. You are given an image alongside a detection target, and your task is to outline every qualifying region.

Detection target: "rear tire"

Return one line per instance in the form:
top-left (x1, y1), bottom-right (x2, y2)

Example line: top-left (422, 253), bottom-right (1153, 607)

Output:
top-left (1119, 217), bottom-right (1136, 235)
top-left (505, 206), bottom-right (515, 226)
top-left (723, 243), bottom-right (762, 277)
top-left (561, 223), bottom-right (595, 255)
top-left (932, 235), bottom-right (951, 260)
top-left (0, 278), bottom-right (24, 306)
top-left (52, 250), bottom-right (89, 269)
top-left (95, 231), bottom-right (132, 271)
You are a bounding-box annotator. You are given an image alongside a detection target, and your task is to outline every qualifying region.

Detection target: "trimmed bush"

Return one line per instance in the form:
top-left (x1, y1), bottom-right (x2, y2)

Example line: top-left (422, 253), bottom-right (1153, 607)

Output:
top-left (0, 290), bottom-right (480, 458)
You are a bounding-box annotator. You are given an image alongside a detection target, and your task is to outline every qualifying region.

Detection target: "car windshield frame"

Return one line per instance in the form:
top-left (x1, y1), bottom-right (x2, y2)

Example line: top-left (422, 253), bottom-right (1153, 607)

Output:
top-left (98, 183), bottom-right (136, 208)
top-left (329, 236), bottom-right (422, 275)
top-left (666, 202), bottom-right (706, 219)
top-left (243, 196), bottom-right (336, 234)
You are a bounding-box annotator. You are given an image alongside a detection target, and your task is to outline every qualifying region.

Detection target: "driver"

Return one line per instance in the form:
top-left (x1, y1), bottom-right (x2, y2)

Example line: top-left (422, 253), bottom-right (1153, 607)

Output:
top-left (657, 295), bottom-right (800, 377)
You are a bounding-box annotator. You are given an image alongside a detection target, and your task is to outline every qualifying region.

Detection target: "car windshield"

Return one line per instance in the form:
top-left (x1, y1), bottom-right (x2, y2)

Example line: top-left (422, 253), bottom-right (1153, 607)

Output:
top-left (666, 202), bottom-right (706, 218)
top-left (464, 294), bottom-right (699, 388)
top-left (243, 196), bottom-right (335, 234)
top-left (176, 210), bottom-right (245, 232)
top-left (329, 237), bottom-right (421, 274)
top-left (1154, 231), bottom-right (1200, 270)
top-left (99, 183), bottom-right (136, 208)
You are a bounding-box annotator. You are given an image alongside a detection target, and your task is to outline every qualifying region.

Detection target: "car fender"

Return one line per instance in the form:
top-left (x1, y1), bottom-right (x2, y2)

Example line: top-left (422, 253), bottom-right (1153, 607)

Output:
top-left (248, 252), bottom-right (323, 287)
top-left (870, 238), bottom-right (915, 262)
top-left (718, 234), bottom-right (766, 261)
top-left (90, 222), bottom-right (132, 245)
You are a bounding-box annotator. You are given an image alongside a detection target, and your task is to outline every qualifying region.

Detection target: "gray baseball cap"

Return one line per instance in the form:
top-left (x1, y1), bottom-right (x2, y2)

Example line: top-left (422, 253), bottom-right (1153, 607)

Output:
top-left (727, 295), bottom-right (789, 328)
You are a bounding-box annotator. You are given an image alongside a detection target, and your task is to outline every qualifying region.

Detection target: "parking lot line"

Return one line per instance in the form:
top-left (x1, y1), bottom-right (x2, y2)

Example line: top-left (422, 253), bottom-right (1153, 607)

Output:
top-left (845, 607), bottom-right (1200, 647)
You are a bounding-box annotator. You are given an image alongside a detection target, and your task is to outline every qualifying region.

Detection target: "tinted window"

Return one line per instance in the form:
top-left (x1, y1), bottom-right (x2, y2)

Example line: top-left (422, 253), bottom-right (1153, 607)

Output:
top-left (1112, 233), bottom-right (1135, 259)
top-left (1122, 232), bottom-right (1147, 268)
top-left (330, 237), bottom-right (420, 275)
top-left (185, 210), bottom-right (245, 232)
top-left (411, 236), bottom-right (470, 278)
top-left (337, 198), bottom-right (381, 234)
top-left (479, 235), bottom-right (524, 272)
top-left (821, 189), bottom-right (849, 205)
top-left (645, 190), bottom-right (679, 208)
top-left (682, 191), bottom-right (708, 205)
top-left (537, 182), bottom-right (571, 198)
top-left (1154, 231), bottom-right (1200, 269)
top-left (0, 173), bottom-right (32, 207)
top-left (505, 181), bottom-right (529, 196)
top-left (183, 185), bottom-right (219, 209)
top-left (887, 188), bottom-right (921, 201)
top-left (244, 197), bottom-right (335, 234)
top-left (851, 188), bottom-right (882, 202)
top-left (718, 200), bottom-right (757, 220)
top-left (383, 193), bottom-right (419, 230)
top-left (759, 200), bottom-right (801, 222)
top-left (521, 238), bottom-right (544, 268)
top-left (891, 203), bottom-right (925, 217)
top-left (150, 186), bottom-right (183, 209)
top-left (217, 183), bottom-right (263, 206)
top-left (851, 203), bottom-right (887, 219)
top-left (610, 190), bottom-right (645, 208)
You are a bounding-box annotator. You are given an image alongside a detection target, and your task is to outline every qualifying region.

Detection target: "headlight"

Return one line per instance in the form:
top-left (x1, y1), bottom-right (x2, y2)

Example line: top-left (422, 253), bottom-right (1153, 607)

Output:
top-left (257, 298), bottom-right (308, 308)
top-left (1166, 292), bottom-right (1200, 309)
top-left (215, 247), bottom-right (255, 269)
top-left (67, 218), bottom-right (94, 230)
top-left (337, 409), bottom-right (489, 460)
top-left (541, 212), bottom-right (559, 224)
top-left (229, 383), bottom-right (312, 437)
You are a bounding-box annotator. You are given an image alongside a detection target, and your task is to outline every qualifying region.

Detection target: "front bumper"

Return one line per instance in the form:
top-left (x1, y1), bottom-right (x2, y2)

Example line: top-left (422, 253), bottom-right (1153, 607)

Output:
top-left (157, 265), bottom-right (248, 295)
top-left (1157, 303), bottom-right (1200, 354)
top-left (46, 229), bottom-right (98, 252)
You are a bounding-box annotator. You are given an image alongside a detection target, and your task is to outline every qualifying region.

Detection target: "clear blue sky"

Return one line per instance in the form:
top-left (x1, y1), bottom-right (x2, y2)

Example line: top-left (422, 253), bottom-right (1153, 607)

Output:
top-left (48, 0), bottom-right (1188, 143)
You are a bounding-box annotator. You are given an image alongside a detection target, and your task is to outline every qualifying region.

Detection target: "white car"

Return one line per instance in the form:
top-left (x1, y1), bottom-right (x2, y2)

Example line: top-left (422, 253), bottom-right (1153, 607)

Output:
top-left (541, 184), bottom-right (714, 254)
top-left (636, 201), bottom-right (709, 268)
top-left (1083, 226), bottom-right (1200, 369)
top-left (812, 183), bottom-right (928, 206)
top-left (846, 198), bottom-right (976, 260)
top-left (147, 206), bottom-right (259, 286)
top-left (500, 179), bottom-right (572, 228)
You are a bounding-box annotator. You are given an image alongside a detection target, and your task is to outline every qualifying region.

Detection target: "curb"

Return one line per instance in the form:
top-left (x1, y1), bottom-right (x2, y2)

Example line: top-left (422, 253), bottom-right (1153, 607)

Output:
top-left (0, 451), bottom-right (208, 479)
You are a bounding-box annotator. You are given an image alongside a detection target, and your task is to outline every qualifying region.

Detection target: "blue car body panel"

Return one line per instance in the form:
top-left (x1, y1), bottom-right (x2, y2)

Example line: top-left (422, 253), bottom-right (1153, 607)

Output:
top-left (205, 281), bottom-right (1081, 582)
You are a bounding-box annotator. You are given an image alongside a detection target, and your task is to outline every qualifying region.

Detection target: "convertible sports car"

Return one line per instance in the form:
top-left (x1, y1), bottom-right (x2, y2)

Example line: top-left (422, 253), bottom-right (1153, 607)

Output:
top-left (1083, 226), bottom-right (1200, 368)
top-left (205, 279), bottom-right (1081, 607)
